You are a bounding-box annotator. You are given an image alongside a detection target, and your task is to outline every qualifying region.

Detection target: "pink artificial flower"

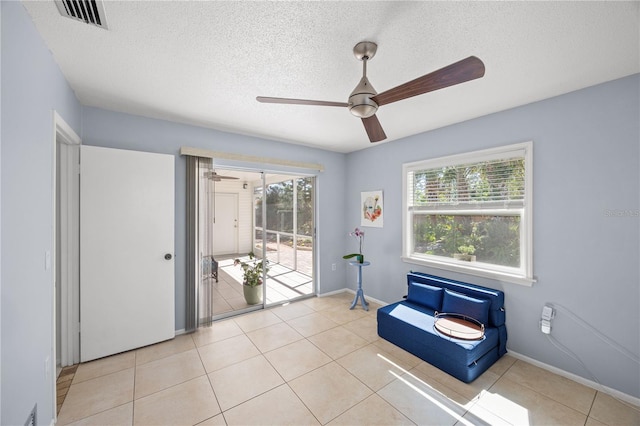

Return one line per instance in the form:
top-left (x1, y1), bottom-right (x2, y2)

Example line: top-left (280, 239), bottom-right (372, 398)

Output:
top-left (349, 227), bottom-right (365, 254)
top-left (350, 227), bottom-right (364, 238)
top-left (344, 227), bottom-right (365, 262)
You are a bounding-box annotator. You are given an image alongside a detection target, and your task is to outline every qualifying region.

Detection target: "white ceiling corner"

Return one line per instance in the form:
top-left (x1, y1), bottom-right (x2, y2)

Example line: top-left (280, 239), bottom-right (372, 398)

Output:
top-left (22, 1), bottom-right (640, 153)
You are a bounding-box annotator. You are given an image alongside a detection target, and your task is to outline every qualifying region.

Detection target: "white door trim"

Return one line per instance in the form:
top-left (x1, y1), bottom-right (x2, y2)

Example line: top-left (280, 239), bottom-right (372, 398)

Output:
top-left (53, 110), bottom-right (81, 369)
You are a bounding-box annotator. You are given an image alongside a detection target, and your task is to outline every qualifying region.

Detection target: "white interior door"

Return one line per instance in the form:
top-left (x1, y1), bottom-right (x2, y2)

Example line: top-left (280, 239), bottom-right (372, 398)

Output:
top-left (80, 145), bottom-right (175, 362)
top-left (213, 193), bottom-right (238, 255)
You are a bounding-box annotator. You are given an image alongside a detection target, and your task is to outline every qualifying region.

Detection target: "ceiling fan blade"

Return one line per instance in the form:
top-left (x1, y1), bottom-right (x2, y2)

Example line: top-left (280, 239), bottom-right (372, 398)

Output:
top-left (205, 171), bottom-right (239, 181)
top-left (371, 56), bottom-right (485, 106)
top-left (257, 96), bottom-right (349, 108)
top-left (361, 115), bottom-right (387, 143)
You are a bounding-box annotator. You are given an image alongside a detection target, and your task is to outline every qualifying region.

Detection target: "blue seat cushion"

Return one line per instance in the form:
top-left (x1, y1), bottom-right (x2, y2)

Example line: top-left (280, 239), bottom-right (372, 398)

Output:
top-left (441, 289), bottom-right (491, 326)
top-left (378, 301), bottom-right (498, 368)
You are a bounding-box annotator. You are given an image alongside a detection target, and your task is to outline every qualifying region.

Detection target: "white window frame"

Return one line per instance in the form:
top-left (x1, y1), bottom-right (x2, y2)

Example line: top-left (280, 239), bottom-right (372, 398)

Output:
top-left (402, 141), bottom-right (535, 286)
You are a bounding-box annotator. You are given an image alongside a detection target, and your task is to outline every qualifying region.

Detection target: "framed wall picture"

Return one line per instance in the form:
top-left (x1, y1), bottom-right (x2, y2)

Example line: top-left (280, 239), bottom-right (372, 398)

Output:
top-left (361, 190), bottom-right (383, 227)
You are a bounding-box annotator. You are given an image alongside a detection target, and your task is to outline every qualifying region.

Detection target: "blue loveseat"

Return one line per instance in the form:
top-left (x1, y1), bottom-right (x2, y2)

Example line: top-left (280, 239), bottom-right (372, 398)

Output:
top-left (377, 272), bottom-right (507, 383)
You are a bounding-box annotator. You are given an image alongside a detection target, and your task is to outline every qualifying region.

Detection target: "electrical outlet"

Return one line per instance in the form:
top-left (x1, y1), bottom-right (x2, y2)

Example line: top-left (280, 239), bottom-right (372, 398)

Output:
top-left (541, 305), bottom-right (554, 320)
top-left (44, 356), bottom-right (50, 380)
top-left (540, 304), bottom-right (554, 334)
top-left (541, 319), bottom-right (552, 334)
top-left (45, 250), bottom-right (51, 271)
top-left (331, 263), bottom-right (336, 271)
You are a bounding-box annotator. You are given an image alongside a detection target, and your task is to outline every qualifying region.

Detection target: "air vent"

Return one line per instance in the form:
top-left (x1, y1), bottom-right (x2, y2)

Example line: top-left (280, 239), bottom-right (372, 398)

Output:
top-left (54, 0), bottom-right (108, 29)
top-left (24, 404), bottom-right (36, 426)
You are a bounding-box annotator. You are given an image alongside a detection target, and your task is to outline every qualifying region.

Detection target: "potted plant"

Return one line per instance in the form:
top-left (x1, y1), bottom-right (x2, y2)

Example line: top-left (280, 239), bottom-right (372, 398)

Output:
top-left (343, 227), bottom-right (365, 263)
top-left (454, 244), bottom-right (476, 262)
top-left (234, 252), bottom-right (269, 305)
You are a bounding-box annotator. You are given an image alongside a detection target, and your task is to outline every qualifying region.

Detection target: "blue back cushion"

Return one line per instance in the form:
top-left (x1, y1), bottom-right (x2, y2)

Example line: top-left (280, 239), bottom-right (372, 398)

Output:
top-left (407, 282), bottom-right (443, 311)
top-left (441, 289), bottom-right (490, 326)
top-left (407, 272), bottom-right (505, 327)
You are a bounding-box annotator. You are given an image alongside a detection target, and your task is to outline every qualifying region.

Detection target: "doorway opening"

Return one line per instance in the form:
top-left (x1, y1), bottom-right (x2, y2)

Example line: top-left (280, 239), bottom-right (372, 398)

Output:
top-left (53, 112), bottom-right (81, 419)
top-left (53, 112), bottom-right (81, 372)
top-left (197, 165), bottom-right (316, 324)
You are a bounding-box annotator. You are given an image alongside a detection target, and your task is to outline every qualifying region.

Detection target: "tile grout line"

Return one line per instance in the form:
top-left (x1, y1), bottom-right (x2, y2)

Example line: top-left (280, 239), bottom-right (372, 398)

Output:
top-left (206, 325), bottom-right (290, 421)
top-left (260, 330), bottom-right (338, 426)
top-left (194, 330), bottom-right (225, 426)
top-left (222, 306), bottom-right (372, 424)
top-left (259, 330), bottom-right (335, 425)
top-left (504, 359), bottom-right (596, 419)
top-left (133, 349), bottom-right (207, 402)
top-left (475, 355), bottom-right (519, 426)
top-left (485, 359), bottom-right (598, 424)
top-left (289, 313), bottom-right (377, 425)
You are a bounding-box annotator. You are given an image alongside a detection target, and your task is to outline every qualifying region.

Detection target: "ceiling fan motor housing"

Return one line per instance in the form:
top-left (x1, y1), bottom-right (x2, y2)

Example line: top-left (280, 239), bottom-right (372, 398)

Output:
top-left (349, 77), bottom-right (378, 118)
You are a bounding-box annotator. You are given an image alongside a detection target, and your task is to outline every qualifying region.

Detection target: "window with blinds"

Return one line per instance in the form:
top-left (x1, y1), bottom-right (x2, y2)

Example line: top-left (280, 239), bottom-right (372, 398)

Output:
top-left (402, 142), bottom-right (534, 285)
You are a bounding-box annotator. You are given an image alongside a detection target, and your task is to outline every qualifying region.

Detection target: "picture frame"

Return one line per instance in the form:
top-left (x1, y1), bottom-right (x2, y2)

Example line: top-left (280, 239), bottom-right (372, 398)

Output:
top-left (361, 190), bottom-right (383, 228)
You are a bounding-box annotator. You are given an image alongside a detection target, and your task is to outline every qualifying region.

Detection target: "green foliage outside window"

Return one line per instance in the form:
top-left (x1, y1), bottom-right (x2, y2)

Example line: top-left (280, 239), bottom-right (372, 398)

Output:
top-left (411, 159), bottom-right (524, 268)
top-left (413, 214), bottom-right (520, 267)
top-left (254, 177), bottom-right (314, 249)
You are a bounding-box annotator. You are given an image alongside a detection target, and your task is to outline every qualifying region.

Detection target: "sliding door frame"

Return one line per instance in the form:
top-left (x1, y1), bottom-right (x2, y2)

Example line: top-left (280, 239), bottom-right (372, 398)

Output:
top-left (188, 159), bottom-right (318, 324)
top-left (260, 172), bottom-right (316, 308)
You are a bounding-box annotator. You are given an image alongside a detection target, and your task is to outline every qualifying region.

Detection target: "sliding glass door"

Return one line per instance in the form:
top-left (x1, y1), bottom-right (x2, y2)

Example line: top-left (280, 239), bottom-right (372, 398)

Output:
top-left (196, 166), bottom-right (316, 324)
top-left (259, 174), bottom-right (315, 306)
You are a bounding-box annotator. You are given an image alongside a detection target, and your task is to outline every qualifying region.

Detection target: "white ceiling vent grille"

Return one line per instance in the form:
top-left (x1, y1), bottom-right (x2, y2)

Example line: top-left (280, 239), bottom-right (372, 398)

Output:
top-left (54, 0), bottom-right (108, 29)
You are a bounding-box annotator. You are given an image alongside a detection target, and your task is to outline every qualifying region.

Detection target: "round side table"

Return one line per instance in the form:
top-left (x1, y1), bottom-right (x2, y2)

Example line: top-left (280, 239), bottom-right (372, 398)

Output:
top-left (348, 261), bottom-right (370, 311)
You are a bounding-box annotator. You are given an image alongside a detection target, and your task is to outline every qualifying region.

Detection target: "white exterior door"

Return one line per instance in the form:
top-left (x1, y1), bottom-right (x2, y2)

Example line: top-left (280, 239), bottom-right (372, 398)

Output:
top-left (80, 146), bottom-right (175, 362)
top-left (213, 193), bottom-right (238, 255)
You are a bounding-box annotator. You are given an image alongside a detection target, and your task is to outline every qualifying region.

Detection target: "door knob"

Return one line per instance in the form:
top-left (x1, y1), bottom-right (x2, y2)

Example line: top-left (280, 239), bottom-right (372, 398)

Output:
top-left (164, 253), bottom-right (172, 260)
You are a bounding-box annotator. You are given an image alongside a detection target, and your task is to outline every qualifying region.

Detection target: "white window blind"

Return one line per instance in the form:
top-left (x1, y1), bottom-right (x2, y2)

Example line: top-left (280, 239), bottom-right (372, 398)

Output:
top-left (407, 155), bottom-right (525, 211)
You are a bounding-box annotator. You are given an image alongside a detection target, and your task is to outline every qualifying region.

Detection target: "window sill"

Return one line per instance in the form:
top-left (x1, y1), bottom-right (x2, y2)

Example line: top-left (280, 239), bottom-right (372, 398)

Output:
top-left (401, 256), bottom-right (536, 287)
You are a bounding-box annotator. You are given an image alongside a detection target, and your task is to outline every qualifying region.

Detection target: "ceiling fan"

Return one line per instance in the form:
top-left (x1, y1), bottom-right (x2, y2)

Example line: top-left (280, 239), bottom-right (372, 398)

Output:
top-left (257, 41), bottom-right (485, 143)
top-left (205, 171), bottom-right (239, 182)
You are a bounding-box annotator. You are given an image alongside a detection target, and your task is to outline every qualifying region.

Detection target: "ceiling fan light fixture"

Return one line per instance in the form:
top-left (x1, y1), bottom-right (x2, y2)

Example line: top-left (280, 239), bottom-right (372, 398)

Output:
top-left (349, 101), bottom-right (378, 118)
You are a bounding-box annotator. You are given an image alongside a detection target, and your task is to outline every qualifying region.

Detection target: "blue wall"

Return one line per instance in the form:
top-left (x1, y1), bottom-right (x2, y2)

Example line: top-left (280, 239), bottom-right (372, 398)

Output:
top-left (81, 107), bottom-right (348, 331)
top-left (1, 1), bottom-right (638, 422)
top-left (1, 2), bottom-right (82, 424)
top-left (344, 74), bottom-right (640, 398)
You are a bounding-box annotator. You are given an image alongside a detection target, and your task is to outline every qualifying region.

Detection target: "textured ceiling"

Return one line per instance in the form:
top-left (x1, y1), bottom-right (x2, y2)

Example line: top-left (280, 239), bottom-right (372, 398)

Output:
top-left (23, 1), bottom-right (639, 153)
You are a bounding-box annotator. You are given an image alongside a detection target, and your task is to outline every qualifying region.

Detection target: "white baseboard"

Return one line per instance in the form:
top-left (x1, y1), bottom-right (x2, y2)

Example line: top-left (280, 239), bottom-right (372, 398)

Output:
top-left (318, 288), bottom-right (349, 297)
top-left (320, 287), bottom-right (387, 308)
top-left (507, 349), bottom-right (640, 407)
top-left (343, 288), bottom-right (387, 307)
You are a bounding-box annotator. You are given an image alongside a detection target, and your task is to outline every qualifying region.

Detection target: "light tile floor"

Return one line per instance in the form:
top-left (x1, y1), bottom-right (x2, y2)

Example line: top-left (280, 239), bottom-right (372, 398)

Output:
top-left (57, 293), bottom-right (640, 425)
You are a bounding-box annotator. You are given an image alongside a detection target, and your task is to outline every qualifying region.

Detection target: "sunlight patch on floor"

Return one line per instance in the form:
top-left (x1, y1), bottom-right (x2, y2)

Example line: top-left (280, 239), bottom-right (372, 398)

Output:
top-left (388, 367), bottom-right (530, 426)
top-left (473, 390), bottom-right (531, 425)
